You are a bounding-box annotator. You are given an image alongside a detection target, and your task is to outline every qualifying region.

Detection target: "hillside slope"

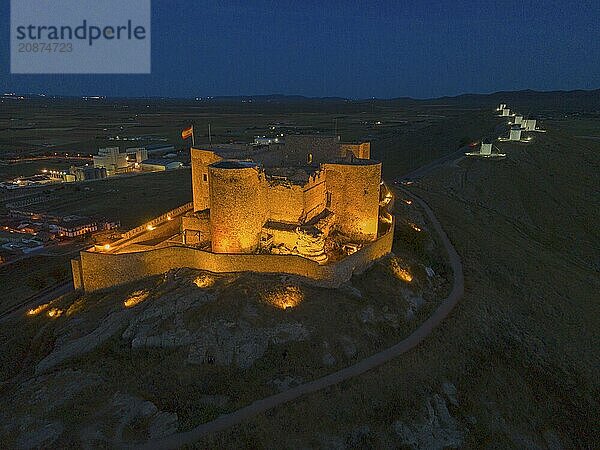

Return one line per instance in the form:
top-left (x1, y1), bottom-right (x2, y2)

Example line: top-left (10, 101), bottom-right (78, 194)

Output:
top-left (193, 121), bottom-right (599, 448)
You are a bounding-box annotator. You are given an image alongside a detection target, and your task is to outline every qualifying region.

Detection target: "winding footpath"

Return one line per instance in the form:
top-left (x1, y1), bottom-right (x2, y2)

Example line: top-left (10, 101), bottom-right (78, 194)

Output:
top-left (134, 188), bottom-right (464, 450)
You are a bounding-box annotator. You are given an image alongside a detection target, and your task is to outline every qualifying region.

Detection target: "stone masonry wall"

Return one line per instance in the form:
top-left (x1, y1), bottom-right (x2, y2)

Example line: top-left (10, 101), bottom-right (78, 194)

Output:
top-left (341, 142), bottom-right (371, 159)
top-left (283, 135), bottom-right (343, 166)
top-left (181, 212), bottom-right (211, 245)
top-left (191, 148), bottom-right (222, 211)
top-left (324, 161), bottom-right (382, 242)
top-left (302, 170), bottom-right (327, 222)
top-left (74, 221), bottom-right (394, 292)
top-left (266, 182), bottom-right (305, 224)
top-left (71, 258), bottom-right (83, 290)
top-left (209, 163), bottom-right (267, 253)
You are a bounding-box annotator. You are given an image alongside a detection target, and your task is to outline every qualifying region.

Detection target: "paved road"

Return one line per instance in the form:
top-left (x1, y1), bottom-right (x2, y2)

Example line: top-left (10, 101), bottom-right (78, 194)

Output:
top-left (399, 122), bottom-right (507, 182)
top-left (399, 146), bottom-right (469, 181)
top-left (133, 188), bottom-right (464, 450)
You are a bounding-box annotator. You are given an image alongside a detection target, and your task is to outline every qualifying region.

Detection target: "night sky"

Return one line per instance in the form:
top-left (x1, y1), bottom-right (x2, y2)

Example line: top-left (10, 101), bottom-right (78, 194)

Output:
top-left (2, 0), bottom-right (600, 99)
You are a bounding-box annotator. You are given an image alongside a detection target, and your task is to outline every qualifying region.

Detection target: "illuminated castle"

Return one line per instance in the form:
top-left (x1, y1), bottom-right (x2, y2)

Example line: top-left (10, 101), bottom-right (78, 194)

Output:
top-left (71, 135), bottom-right (394, 292)
top-left (183, 135), bottom-right (382, 263)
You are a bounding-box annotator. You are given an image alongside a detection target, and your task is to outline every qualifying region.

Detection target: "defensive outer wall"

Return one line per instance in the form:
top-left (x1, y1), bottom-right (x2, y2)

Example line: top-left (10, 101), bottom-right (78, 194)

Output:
top-left (71, 220), bottom-right (394, 292)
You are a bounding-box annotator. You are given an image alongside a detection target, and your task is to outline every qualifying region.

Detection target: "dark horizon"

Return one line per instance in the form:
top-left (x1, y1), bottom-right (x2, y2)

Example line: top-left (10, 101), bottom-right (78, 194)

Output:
top-left (3, 87), bottom-right (599, 102)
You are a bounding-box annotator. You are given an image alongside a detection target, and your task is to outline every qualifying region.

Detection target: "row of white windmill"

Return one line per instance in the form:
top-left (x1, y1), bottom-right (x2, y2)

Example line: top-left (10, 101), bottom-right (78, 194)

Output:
top-left (466, 103), bottom-right (546, 158)
top-left (496, 103), bottom-right (545, 142)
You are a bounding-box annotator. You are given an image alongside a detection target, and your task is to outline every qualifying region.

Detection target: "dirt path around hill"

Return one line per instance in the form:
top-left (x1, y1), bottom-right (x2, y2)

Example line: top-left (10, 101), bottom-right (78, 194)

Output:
top-left (132, 187), bottom-right (464, 450)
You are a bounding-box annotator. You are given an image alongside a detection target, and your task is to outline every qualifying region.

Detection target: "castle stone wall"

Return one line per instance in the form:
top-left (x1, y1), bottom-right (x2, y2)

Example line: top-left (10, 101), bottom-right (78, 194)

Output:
top-left (324, 160), bottom-right (381, 242)
top-left (341, 142), bottom-right (371, 159)
top-left (209, 162), bottom-right (267, 253)
top-left (71, 258), bottom-right (83, 290)
top-left (284, 135), bottom-right (342, 166)
top-left (266, 182), bottom-right (305, 224)
top-left (75, 221), bottom-right (393, 292)
top-left (191, 148), bottom-right (222, 211)
top-left (250, 145), bottom-right (286, 167)
top-left (181, 211), bottom-right (211, 245)
top-left (302, 171), bottom-right (327, 222)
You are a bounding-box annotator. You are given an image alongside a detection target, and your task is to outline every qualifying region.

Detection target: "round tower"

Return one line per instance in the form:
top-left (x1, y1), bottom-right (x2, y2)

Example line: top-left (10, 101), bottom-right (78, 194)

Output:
top-left (208, 161), bottom-right (265, 253)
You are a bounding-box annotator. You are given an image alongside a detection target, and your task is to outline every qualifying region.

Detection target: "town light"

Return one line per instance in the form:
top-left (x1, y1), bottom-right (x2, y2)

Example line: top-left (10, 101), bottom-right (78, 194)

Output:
top-left (103, 244), bottom-right (111, 250)
top-left (146, 225), bottom-right (155, 231)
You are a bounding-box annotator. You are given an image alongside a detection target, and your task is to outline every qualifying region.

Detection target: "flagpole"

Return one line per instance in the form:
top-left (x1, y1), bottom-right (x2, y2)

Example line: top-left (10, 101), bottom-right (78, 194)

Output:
top-left (191, 125), bottom-right (195, 147)
top-left (208, 123), bottom-right (212, 148)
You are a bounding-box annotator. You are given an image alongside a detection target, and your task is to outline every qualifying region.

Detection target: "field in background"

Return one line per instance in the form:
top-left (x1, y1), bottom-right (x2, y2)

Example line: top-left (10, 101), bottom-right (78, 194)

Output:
top-left (1, 96), bottom-right (503, 182)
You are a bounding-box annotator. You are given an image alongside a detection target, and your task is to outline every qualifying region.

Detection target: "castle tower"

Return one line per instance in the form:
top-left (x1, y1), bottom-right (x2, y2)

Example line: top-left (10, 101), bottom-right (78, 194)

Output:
top-left (323, 159), bottom-right (381, 242)
top-left (191, 148), bottom-right (223, 211)
top-left (208, 161), bottom-right (266, 253)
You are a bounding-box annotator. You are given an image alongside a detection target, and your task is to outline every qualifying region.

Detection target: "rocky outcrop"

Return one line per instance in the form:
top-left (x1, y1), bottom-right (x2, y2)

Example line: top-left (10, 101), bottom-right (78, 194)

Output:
top-left (36, 310), bottom-right (131, 374)
top-left (187, 320), bottom-right (310, 369)
top-left (393, 393), bottom-right (464, 449)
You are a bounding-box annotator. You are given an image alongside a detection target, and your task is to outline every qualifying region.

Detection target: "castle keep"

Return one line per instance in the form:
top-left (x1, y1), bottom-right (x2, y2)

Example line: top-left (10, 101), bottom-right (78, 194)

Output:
top-left (71, 135), bottom-right (394, 292)
top-left (184, 135), bottom-right (381, 262)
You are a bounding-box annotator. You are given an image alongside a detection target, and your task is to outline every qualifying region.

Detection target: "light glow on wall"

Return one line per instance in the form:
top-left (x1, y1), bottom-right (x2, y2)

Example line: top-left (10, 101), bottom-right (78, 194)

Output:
top-left (380, 211), bottom-right (393, 224)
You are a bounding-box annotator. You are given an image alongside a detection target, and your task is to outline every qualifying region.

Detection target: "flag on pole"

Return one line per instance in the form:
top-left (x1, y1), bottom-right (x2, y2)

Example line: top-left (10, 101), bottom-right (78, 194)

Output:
top-left (181, 126), bottom-right (193, 140)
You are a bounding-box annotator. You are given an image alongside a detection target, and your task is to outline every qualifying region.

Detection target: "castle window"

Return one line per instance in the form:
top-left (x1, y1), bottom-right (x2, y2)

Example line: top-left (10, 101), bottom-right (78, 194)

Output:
top-left (307, 153), bottom-right (313, 164)
top-left (203, 173), bottom-right (208, 182)
top-left (326, 191), bottom-right (332, 208)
